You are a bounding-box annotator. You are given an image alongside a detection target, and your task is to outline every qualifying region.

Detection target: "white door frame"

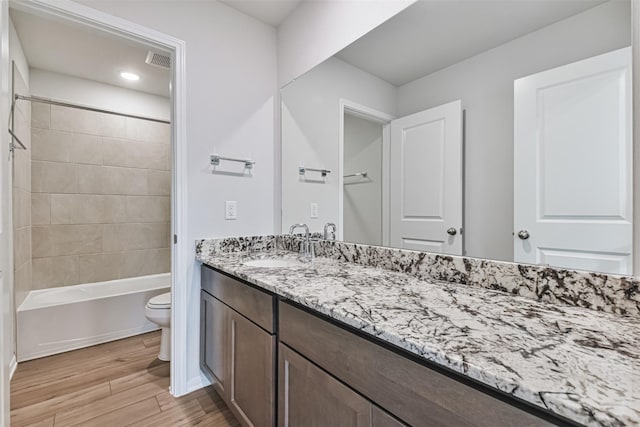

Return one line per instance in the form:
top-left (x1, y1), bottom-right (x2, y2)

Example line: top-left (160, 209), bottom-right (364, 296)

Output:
top-left (5, 0), bottom-right (189, 396)
top-left (1, 1), bottom-right (12, 424)
top-left (338, 99), bottom-right (394, 245)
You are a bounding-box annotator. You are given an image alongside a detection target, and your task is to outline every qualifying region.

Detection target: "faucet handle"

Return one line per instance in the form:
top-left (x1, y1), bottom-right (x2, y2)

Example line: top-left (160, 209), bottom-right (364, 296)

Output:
top-left (323, 222), bottom-right (337, 240)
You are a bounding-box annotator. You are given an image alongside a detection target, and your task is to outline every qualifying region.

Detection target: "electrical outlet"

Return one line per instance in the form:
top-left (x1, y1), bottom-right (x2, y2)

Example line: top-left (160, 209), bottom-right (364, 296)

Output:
top-left (310, 203), bottom-right (319, 219)
top-left (225, 201), bottom-right (237, 220)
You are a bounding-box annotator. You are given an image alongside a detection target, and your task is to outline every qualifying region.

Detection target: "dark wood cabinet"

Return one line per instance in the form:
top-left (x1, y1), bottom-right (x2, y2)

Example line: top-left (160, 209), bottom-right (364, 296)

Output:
top-left (201, 266), bottom-right (275, 427)
top-left (278, 343), bottom-right (372, 427)
top-left (229, 310), bottom-right (275, 427)
top-left (371, 406), bottom-right (406, 427)
top-left (200, 290), bottom-right (230, 400)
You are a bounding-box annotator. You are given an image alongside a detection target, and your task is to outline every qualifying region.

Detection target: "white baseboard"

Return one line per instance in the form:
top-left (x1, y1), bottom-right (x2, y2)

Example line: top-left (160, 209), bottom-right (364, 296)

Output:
top-left (9, 355), bottom-right (17, 380)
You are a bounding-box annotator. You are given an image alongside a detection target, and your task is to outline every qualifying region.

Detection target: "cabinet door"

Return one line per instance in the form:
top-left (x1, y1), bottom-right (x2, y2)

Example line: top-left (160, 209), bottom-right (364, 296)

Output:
top-left (372, 406), bottom-right (406, 427)
top-left (278, 343), bottom-right (372, 427)
top-left (229, 311), bottom-right (275, 427)
top-left (200, 291), bottom-right (230, 400)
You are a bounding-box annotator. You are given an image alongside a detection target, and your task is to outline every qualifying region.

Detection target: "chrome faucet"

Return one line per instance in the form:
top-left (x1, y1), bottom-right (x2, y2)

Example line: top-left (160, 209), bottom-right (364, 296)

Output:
top-left (323, 223), bottom-right (337, 240)
top-left (289, 223), bottom-right (313, 258)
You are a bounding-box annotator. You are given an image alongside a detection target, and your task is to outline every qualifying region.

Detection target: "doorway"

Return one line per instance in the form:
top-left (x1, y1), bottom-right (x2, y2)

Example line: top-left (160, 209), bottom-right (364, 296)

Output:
top-left (1, 2), bottom-right (187, 419)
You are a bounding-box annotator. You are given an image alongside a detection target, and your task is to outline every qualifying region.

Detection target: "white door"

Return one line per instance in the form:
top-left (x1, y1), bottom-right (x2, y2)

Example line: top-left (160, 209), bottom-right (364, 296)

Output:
top-left (390, 100), bottom-right (463, 254)
top-left (514, 47), bottom-right (632, 275)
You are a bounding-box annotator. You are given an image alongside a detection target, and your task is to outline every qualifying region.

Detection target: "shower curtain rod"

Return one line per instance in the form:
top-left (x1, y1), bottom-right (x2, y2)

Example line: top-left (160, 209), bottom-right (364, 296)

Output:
top-left (8, 94), bottom-right (171, 152)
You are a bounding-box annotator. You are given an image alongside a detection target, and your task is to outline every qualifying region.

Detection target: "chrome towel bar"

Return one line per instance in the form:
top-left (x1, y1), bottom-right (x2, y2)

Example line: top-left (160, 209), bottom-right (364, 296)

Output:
top-left (211, 154), bottom-right (255, 169)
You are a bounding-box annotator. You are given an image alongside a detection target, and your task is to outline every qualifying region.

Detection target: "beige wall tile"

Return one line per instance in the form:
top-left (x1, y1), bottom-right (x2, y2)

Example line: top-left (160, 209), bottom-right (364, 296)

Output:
top-left (13, 107), bottom-right (32, 150)
top-left (32, 256), bottom-right (79, 289)
top-left (12, 148), bottom-right (30, 192)
top-left (50, 194), bottom-right (113, 224)
top-left (125, 117), bottom-right (170, 144)
top-left (102, 223), bottom-right (170, 252)
top-left (50, 105), bottom-right (126, 138)
top-left (32, 161), bottom-right (78, 194)
top-left (77, 164), bottom-right (102, 194)
top-left (78, 165), bottom-right (148, 195)
top-left (14, 260), bottom-right (32, 307)
top-left (31, 128), bottom-right (64, 162)
top-left (120, 248), bottom-right (170, 279)
top-left (29, 104), bottom-right (170, 289)
top-left (32, 224), bottom-right (104, 258)
top-left (32, 102), bottom-right (50, 129)
top-left (103, 138), bottom-right (168, 170)
top-left (14, 227), bottom-right (31, 268)
top-left (119, 196), bottom-right (170, 223)
top-left (32, 193), bottom-right (51, 225)
top-left (32, 129), bottom-right (103, 165)
top-left (77, 253), bottom-right (122, 284)
top-left (147, 171), bottom-right (170, 196)
top-left (13, 189), bottom-right (31, 229)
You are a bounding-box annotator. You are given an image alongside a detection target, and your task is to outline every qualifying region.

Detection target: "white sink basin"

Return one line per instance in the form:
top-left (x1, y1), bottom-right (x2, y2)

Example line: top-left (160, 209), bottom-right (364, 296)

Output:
top-left (242, 258), bottom-right (305, 268)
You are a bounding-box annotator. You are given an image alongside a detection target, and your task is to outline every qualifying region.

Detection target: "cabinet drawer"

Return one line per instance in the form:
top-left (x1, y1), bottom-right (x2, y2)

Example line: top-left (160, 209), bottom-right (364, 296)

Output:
top-left (202, 265), bottom-right (274, 333)
top-left (279, 301), bottom-right (556, 427)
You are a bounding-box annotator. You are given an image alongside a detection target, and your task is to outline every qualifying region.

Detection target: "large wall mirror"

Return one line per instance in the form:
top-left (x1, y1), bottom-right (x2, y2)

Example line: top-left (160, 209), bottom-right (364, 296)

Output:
top-left (281, 0), bottom-right (634, 275)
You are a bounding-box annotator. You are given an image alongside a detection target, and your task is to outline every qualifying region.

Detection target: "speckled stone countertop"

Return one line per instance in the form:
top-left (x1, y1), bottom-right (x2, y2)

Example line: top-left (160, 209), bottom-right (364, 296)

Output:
top-left (196, 248), bottom-right (640, 427)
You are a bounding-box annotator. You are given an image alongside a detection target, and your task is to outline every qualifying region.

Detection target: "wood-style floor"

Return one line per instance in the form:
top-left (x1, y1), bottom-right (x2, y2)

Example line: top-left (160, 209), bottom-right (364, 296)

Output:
top-left (10, 331), bottom-right (240, 427)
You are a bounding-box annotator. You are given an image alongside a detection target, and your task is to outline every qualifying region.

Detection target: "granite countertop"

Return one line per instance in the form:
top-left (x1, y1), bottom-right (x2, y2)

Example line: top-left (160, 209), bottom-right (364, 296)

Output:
top-left (196, 249), bottom-right (640, 427)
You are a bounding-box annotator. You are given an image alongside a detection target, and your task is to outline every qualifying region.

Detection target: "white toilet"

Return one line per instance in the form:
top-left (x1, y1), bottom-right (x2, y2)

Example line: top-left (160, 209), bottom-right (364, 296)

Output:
top-left (145, 292), bottom-right (171, 361)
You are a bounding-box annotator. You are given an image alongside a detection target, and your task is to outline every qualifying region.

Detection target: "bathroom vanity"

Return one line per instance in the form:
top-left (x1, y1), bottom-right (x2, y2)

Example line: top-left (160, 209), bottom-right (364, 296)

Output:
top-left (196, 236), bottom-right (640, 427)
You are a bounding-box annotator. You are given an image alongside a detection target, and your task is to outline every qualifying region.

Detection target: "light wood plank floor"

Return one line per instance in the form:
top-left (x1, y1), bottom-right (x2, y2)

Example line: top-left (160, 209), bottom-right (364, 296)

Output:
top-left (10, 331), bottom-right (240, 427)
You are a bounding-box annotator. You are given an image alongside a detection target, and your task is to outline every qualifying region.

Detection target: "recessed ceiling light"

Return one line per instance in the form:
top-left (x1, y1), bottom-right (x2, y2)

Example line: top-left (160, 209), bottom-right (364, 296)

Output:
top-left (120, 72), bottom-right (140, 81)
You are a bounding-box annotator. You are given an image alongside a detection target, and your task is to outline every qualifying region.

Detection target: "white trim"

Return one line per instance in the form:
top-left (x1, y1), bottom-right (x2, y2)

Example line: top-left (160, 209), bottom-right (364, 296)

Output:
top-left (11, 0), bottom-right (190, 396)
top-left (9, 355), bottom-right (17, 380)
top-left (633, 0), bottom-right (639, 275)
top-left (187, 372), bottom-right (212, 394)
top-left (338, 99), bottom-right (394, 243)
top-left (1, 1), bottom-right (12, 424)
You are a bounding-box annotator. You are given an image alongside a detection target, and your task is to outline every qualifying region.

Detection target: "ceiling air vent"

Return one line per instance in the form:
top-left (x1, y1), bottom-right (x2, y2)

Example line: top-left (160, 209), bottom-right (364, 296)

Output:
top-left (145, 51), bottom-right (171, 69)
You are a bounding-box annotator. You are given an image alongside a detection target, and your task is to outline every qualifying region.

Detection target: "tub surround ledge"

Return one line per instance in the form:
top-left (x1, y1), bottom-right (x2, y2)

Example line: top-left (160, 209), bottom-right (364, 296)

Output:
top-left (196, 235), bottom-right (640, 427)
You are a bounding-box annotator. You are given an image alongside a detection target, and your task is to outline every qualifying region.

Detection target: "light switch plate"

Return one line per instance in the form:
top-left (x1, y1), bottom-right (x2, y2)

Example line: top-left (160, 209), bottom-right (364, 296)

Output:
top-left (310, 202), bottom-right (319, 219)
top-left (225, 201), bottom-right (237, 220)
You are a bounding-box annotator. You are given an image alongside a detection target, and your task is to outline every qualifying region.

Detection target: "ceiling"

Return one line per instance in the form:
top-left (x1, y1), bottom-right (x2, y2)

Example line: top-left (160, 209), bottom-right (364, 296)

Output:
top-left (336, 0), bottom-right (608, 86)
top-left (219, 0), bottom-right (303, 27)
top-left (10, 9), bottom-right (171, 97)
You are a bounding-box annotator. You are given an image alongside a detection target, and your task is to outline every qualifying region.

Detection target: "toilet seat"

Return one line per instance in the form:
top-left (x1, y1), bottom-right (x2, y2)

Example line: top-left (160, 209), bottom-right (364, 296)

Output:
top-left (147, 292), bottom-right (171, 309)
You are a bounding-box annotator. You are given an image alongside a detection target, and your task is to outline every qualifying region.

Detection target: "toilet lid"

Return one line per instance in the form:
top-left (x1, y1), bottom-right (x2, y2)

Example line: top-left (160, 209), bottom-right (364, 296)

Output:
top-left (147, 292), bottom-right (171, 309)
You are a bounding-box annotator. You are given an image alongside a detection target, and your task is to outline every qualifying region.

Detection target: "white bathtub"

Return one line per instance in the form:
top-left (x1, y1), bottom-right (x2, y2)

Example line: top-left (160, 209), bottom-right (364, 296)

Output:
top-left (17, 273), bottom-right (170, 362)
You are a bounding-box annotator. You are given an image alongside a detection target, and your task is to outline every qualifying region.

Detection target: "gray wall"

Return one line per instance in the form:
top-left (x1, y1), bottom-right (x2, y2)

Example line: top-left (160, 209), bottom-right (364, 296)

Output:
top-left (396, 0), bottom-right (631, 261)
top-left (343, 114), bottom-right (383, 246)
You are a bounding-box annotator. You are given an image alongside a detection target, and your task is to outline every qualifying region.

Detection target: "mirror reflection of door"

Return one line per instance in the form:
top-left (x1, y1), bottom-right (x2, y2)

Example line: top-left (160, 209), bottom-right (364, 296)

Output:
top-left (390, 100), bottom-right (464, 255)
top-left (514, 47), bottom-right (633, 275)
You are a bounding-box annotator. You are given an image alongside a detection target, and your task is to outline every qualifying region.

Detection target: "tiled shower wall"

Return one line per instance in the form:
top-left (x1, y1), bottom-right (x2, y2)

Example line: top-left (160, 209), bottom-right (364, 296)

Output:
top-left (30, 103), bottom-right (171, 289)
top-left (13, 65), bottom-right (32, 306)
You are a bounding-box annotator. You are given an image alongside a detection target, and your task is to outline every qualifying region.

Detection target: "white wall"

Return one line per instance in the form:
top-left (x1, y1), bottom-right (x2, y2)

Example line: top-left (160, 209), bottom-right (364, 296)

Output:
top-left (29, 69), bottom-right (170, 120)
top-left (10, 18), bottom-right (29, 83)
top-left (396, 0), bottom-right (631, 262)
top-left (281, 57), bottom-right (395, 233)
top-left (73, 0), bottom-right (278, 391)
top-left (277, 0), bottom-right (414, 87)
top-left (343, 114), bottom-right (382, 246)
